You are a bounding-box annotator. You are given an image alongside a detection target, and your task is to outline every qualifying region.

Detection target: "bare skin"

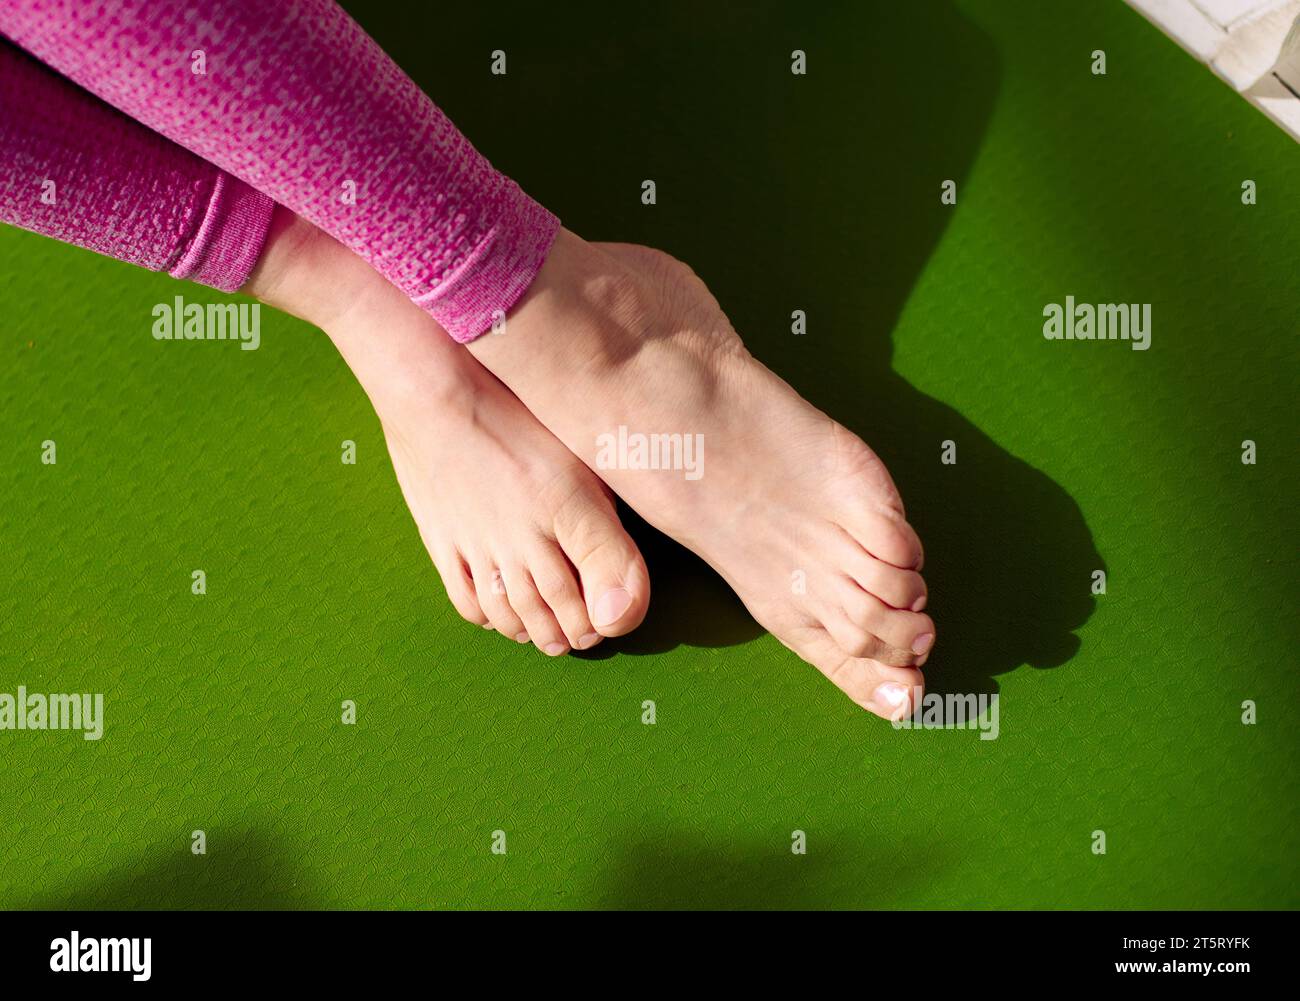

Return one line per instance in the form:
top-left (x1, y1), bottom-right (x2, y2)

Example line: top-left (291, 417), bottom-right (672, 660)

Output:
top-left (244, 211), bottom-right (933, 718)
top-left (245, 209), bottom-right (650, 655)
top-left (469, 230), bottom-right (936, 718)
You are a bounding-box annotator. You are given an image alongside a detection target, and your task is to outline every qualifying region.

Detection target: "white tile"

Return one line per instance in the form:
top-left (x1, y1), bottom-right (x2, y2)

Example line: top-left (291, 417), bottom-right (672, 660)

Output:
top-left (1193, 0), bottom-right (1286, 30)
top-left (1127, 0), bottom-right (1227, 60)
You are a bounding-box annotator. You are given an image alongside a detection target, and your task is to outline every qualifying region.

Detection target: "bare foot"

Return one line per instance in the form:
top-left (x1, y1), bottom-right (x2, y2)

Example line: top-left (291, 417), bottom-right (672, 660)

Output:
top-left (245, 210), bottom-right (650, 654)
top-left (469, 230), bottom-right (934, 717)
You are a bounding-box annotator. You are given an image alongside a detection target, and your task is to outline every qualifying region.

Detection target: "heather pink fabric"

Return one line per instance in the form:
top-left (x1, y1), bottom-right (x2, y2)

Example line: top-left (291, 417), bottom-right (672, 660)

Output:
top-left (0, 0), bottom-right (560, 342)
top-left (0, 38), bottom-right (273, 292)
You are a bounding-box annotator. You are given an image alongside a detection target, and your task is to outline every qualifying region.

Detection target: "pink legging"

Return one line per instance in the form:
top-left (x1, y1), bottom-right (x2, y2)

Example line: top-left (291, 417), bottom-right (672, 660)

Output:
top-left (0, 0), bottom-right (558, 342)
top-left (0, 39), bottom-right (273, 292)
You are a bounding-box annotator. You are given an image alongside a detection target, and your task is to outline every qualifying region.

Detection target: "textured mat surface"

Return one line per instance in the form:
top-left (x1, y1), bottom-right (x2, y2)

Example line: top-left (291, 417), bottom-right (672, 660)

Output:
top-left (0, 0), bottom-right (1296, 909)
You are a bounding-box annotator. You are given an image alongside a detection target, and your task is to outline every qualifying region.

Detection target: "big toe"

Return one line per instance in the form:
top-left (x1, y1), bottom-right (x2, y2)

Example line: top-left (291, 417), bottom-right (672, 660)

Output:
top-left (554, 491), bottom-right (650, 638)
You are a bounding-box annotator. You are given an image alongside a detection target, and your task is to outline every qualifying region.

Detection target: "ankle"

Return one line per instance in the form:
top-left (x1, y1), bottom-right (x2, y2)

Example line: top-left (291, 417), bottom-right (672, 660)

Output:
top-left (472, 229), bottom-right (652, 373)
top-left (243, 206), bottom-right (484, 418)
top-left (242, 206), bottom-right (374, 329)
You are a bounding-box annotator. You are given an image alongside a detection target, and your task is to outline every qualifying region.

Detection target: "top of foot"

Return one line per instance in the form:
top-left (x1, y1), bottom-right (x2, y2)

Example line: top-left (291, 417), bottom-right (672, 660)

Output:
top-left (470, 230), bottom-right (936, 719)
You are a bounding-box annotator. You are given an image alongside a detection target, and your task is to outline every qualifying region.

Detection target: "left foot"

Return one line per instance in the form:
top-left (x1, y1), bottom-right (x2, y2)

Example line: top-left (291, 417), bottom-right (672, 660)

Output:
top-left (245, 210), bottom-right (651, 654)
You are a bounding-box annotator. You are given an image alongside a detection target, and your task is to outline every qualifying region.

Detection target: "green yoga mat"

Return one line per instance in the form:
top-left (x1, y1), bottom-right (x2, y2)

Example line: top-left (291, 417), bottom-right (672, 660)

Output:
top-left (0, 0), bottom-right (1295, 909)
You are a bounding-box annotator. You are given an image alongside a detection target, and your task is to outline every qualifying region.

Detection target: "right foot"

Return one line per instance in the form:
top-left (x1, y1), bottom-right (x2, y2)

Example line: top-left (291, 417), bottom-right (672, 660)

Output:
top-left (245, 211), bottom-right (650, 655)
top-left (470, 231), bottom-right (936, 718)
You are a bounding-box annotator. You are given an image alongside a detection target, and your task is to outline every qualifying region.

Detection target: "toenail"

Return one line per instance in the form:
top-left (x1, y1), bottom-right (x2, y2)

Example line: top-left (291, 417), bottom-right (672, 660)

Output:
top-left (912, 633), bottom-right (934, 656)
top-left (593, 587), bottom-right (633, 627)
top-left (514, 632), bottom-right (530, 643)
top-left (911, 595), bottom-right (927, 612)
top-left (544, 642), bottom-right (568, 656)
top-left (482, 623), bottom-right (493, 630)
top-left (872, 682), bottom-right (911, 715)
top-left (578, 633), bottom-right (599, 649)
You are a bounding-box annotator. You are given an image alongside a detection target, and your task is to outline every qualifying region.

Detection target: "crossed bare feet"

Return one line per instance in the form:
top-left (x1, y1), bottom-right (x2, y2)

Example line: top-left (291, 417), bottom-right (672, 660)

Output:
top-left (249, 213), bottom-right (935, 719)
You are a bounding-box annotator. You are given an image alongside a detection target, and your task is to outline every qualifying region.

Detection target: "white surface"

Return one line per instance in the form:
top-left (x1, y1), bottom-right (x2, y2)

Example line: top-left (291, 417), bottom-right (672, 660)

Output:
top-left (1132, 0), bottom-right (1226, 58)
top-left (1209, 3), bottom-right (1298, 87)
top-left (1192, 0), bottom-right (1287, 29)
top-left (1127, 0), bottom-right (1300, 140)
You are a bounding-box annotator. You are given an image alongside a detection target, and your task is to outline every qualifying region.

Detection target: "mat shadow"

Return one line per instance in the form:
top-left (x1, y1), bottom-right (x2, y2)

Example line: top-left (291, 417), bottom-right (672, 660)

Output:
top-left (593, 828), bottom-right (945, 909)
top-left (25, 827), bottom-right (326, 910)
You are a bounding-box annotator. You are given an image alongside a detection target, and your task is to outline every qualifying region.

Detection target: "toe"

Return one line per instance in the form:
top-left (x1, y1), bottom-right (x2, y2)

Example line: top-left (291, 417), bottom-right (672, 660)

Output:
top-left (844, 508), bottom-right (925, 571)
top-left (502, 565), bottom-right (571, 656)
top-left (528, 543), bottom-right (602, 650)
top-left (839, 547), bottom-right (927, 611)
top-left (822, 607), bottom-right (915, 667)
top-left (835, 588), bottom-right (936, 666)
top-left (472, 562), bottom-right (528, 641)
top-left (553, 492), bottom-right (650, 638)
top-left (433, 549), bottom-right (489, 627)
top-left (789, 626), bottom-right (926, 721)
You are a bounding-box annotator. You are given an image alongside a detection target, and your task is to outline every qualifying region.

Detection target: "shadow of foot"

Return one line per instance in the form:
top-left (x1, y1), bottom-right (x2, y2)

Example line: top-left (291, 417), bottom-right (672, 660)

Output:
top-left (577, 502), bottom-right (763, 660)
top-left (832, 374), bottom-right (1102, 695)
top-left (656, 1), bottom-right (1104, 693)
top-left (581, 387), bottom-right (1103, 693)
